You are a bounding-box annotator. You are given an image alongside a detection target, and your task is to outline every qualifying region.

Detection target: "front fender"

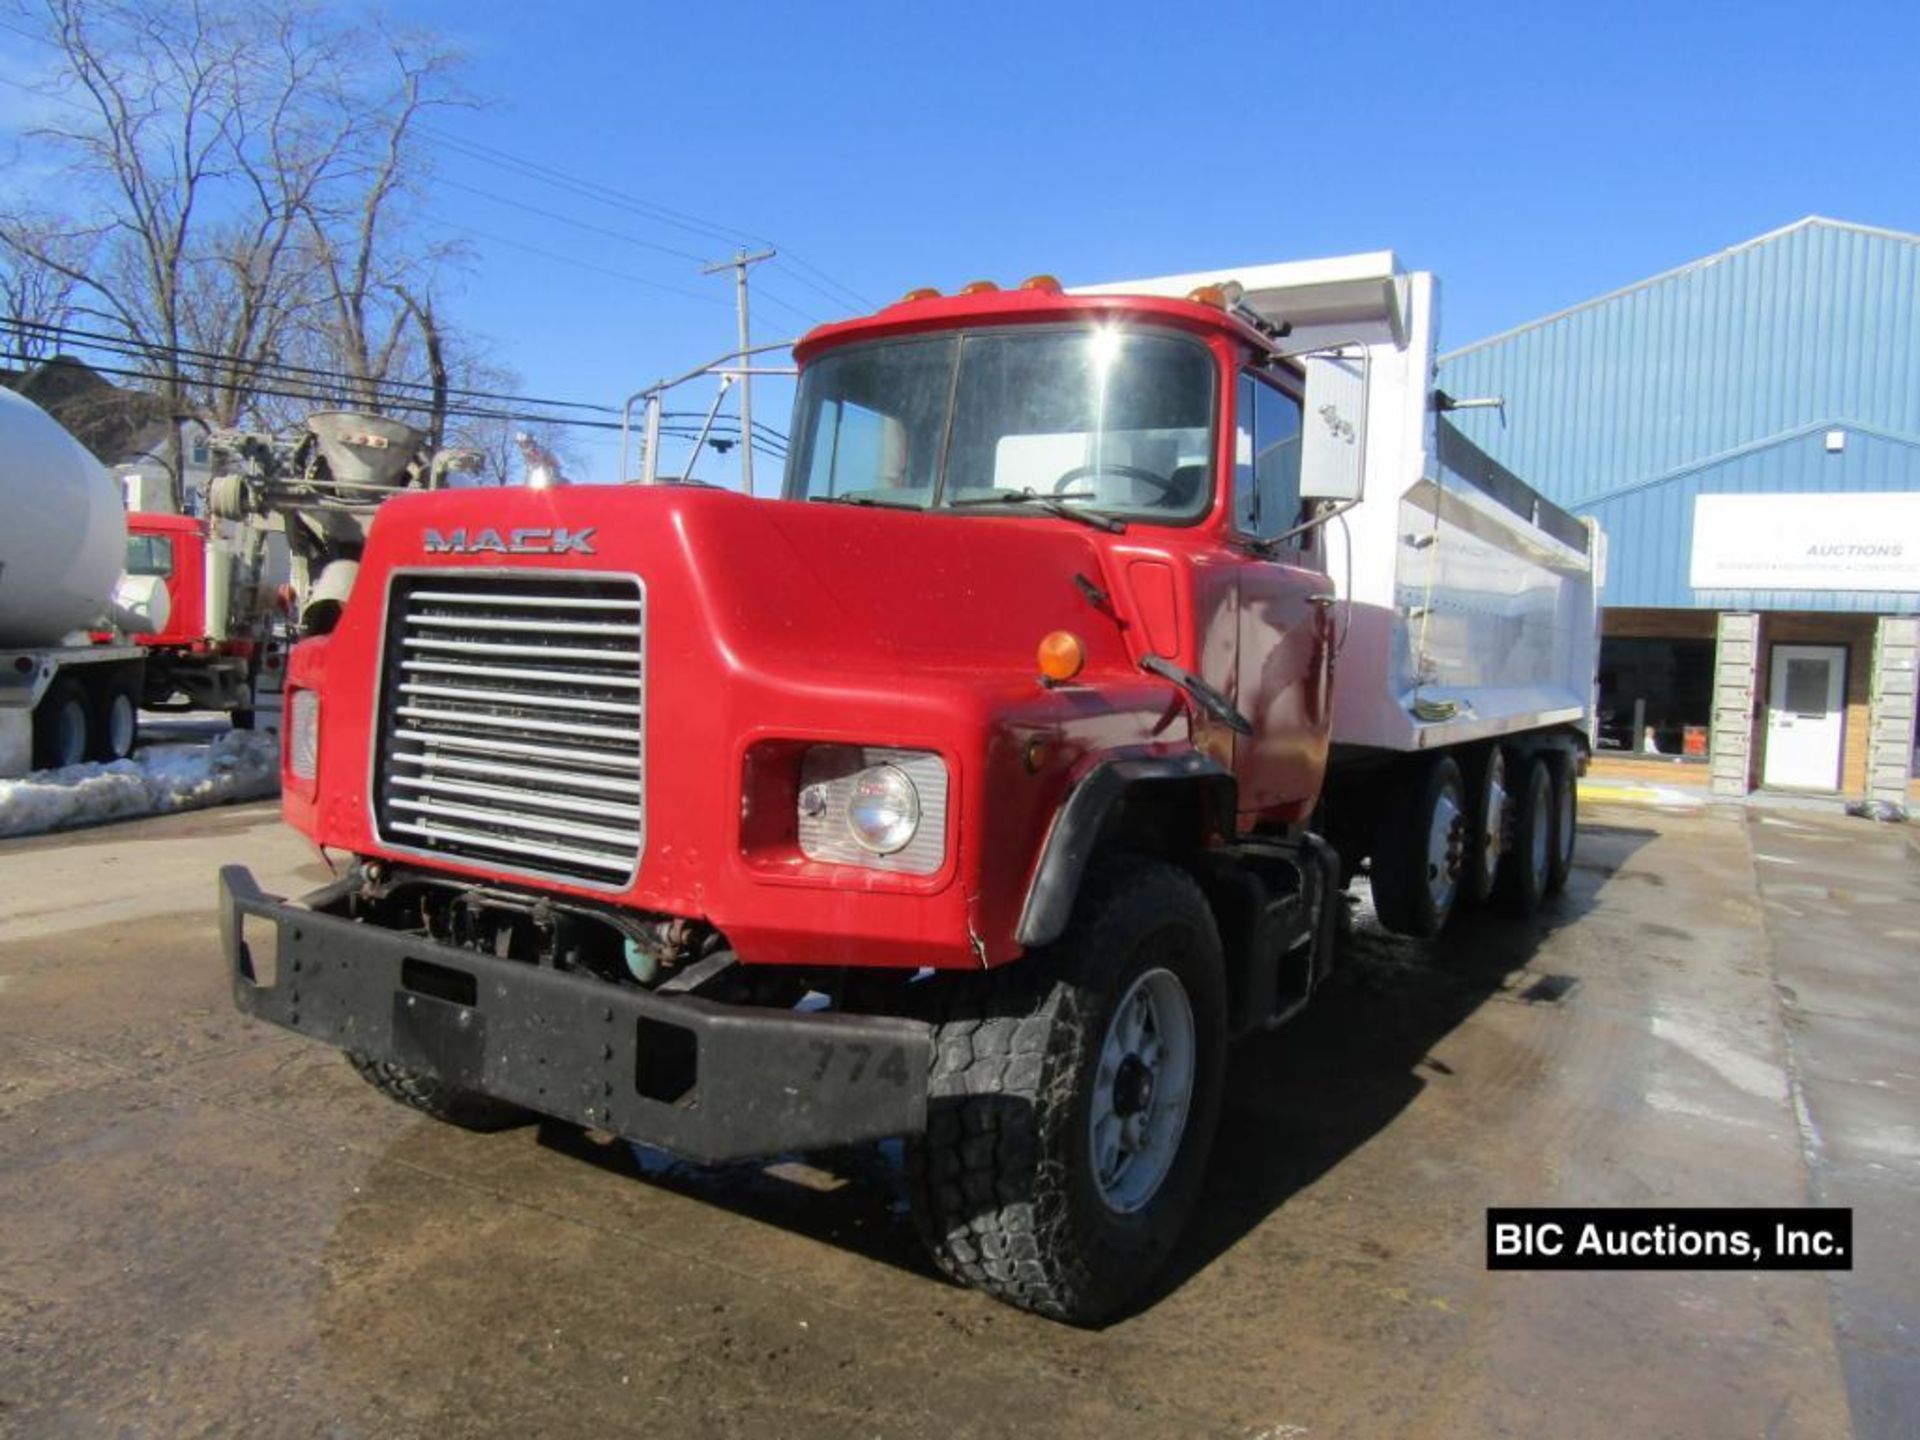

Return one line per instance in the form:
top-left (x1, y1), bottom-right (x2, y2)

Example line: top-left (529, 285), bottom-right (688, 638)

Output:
top-left (1014, 751), bottom-right (1235, 947)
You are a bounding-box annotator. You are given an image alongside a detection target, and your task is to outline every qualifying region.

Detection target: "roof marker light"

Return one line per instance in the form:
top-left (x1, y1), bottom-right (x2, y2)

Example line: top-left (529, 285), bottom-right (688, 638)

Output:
top-left (901, 286), bottom-right (942, 302)
top-left (960, 280), bottom-right (999, 294)
top-left (1019, 275), bottom-right (1063, 294)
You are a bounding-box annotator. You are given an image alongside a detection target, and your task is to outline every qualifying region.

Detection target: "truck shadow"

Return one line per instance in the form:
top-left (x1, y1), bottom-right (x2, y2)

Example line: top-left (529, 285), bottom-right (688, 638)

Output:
top-left (535, 819), bottom-right (1661, 1324)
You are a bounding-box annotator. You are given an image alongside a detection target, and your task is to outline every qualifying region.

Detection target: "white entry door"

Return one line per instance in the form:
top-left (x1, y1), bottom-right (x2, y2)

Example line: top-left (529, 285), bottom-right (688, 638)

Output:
top-left (1763, 644), bottom-right (1846, 790)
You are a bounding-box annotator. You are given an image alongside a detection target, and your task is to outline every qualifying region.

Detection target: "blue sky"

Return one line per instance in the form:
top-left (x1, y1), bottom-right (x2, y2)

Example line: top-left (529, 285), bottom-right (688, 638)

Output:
top-left (10, 0), bottom-right (1920, 480)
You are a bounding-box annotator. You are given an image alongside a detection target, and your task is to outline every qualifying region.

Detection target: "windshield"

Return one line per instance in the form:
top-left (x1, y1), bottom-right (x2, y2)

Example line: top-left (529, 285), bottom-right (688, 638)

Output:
top-left (784, 326), bottom-right (1216, 522)
top-left (125, 533), bottom-right (175, 577)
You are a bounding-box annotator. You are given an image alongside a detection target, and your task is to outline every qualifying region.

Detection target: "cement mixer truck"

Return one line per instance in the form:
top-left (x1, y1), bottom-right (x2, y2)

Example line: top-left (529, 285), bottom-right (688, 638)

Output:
top-left (2, 392), bottom-right (465, 777)
top-left (0, 387), bottom-right (158, 775)
top-left (204, 410), bottom-right (479, 634)
top-left (124, 411), bottom-right (482, 728)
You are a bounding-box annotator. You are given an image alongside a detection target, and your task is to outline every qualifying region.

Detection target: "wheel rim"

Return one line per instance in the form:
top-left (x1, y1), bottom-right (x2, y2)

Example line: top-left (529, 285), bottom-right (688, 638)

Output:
top-left (1530, 773), bottom-right (1552, 885)
top-left (1089, 964), bottom-right (1196, 1215)
top-left (107, 694), bottom-right (136, 758)
top-left (54, 699), bottom-right (88, 767)
top-left (1426, 784), bottom-right (1465, 914)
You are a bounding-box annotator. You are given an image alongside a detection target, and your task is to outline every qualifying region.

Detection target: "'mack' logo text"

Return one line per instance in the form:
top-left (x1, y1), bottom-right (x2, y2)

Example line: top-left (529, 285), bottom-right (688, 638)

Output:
top-left (423, 527), bottom-right (597, 556)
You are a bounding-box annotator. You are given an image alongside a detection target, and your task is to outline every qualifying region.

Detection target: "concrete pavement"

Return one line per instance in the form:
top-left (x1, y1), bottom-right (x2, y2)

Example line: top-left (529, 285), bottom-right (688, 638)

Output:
top-left (0, 799), bottom-right (1911, 1437)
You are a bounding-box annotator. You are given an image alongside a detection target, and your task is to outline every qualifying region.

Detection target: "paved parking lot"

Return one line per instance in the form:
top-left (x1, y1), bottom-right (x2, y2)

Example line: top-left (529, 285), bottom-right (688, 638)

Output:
top-left (1, 800), bottom-right (1913, 1437)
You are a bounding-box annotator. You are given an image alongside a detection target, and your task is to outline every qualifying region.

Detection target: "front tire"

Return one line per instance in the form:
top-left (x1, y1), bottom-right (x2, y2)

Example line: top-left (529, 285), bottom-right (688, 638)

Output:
top-left (347, 1055), bottom-right (529, 1131)
top-left (908, 857), bottom-right (1227, 1324)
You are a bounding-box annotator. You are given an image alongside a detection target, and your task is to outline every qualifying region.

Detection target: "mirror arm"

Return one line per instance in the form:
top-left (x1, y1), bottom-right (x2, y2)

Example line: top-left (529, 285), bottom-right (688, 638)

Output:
top-left (1250, 497), bottom-right (1362, 558)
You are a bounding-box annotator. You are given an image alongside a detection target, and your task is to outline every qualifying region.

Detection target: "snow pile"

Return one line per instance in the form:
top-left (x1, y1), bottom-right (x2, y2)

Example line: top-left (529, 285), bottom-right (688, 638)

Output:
top-left (0, 729), bottom-right (281, 839)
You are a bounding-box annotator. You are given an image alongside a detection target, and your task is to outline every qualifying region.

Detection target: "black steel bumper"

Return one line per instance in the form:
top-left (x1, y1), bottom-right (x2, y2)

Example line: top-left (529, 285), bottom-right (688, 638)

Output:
top-left (219, 866), bottom-right (930, 1165)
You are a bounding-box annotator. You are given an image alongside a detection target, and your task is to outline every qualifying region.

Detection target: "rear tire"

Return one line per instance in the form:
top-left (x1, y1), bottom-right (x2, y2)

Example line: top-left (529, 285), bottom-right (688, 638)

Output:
top-left (1460, 745), bottom-right (1508, 907)
top-left (907, 856), bottom-right (1227, 1324)
top-left (32, 676), bottom-right (91, 770)
top-left (1545, 753), bottom-right (1577, 897)
top-left (1369, 755), bottom-right (1467, 937)
top-left (1496, 755), bottom-right (1553, 916)
top-left (347, 1055), bottom-right (529, 1131)
top-left (92, 674), bottom-right (141, 762)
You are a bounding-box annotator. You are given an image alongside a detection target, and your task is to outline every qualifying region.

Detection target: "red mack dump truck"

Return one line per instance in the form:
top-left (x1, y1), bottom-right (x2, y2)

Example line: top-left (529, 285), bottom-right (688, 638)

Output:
top-left (221, 253), bottom-right (1600, 1322)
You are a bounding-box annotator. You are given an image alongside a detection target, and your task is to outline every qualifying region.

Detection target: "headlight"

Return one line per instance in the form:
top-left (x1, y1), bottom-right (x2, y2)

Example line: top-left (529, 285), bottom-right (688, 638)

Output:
top-left (796, 746), bottom-right (947, 874)
top-left (846, 764), bottom-right (920, 854)
top-left (287, 688), bottom-right (319, 782)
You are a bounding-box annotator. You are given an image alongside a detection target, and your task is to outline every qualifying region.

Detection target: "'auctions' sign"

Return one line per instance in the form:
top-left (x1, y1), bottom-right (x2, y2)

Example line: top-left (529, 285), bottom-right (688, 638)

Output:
top-left (1690, 492), bottom-right (1920, 592)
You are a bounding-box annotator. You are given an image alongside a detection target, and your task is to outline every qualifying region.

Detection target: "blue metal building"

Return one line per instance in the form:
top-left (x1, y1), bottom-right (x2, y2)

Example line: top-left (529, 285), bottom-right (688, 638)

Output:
top-left (1438, 218), bottom-right (1919, 802)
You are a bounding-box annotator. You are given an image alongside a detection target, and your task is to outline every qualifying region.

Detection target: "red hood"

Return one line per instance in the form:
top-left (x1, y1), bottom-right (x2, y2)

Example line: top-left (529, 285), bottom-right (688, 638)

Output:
top-left (360, 484), bottom-right (1133, 676)
top-left (290, 484), bottom-right (1187, 969)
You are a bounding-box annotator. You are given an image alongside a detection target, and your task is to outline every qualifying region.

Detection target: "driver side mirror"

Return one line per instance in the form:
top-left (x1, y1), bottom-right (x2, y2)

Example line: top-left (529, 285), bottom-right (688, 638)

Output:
top-left (1296, 346), bottom-right (1368, 502)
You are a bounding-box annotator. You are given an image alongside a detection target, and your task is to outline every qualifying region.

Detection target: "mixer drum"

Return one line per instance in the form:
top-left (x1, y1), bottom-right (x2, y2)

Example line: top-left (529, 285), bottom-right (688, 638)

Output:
top-left (0, 388), bottom-right (128, 647)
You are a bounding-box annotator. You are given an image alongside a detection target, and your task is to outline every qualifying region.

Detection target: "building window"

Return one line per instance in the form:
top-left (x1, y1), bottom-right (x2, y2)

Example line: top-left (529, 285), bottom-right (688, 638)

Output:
top-left (1597, 637), bottom-right (1714, 755)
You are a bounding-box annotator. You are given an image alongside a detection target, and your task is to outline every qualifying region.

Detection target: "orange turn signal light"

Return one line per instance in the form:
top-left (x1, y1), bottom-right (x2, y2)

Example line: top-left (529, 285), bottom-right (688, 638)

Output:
top-left (1185, 283), bottom-right (1228, 308)
top-left (1038, 630), bottom-right (1085, 683)
top-left (901, 286), bottom-right (942, 302)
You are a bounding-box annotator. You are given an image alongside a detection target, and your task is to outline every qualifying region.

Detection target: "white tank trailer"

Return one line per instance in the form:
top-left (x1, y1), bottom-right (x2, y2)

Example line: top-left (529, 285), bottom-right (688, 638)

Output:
top-left (0, 388), bottom-right (162, 776)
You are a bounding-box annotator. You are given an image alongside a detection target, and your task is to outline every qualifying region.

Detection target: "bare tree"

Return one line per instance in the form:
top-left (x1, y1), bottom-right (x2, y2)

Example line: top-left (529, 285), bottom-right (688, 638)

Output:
top-left (296, 36), bottom-right (464, 420)
top-left (0, 0), bottom-right (472, 506)
top-left (431, 338), bottom-right (579, 486)
top-left (0, 224), bottom-right (83, 362)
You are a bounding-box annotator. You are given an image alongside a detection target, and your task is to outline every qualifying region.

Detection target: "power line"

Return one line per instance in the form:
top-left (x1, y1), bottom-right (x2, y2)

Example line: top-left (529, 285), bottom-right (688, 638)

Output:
top-left (4, 339), bottom-right (792, 466)
top-left (433, 176), bottom-right (712, 266)
top-left (421, 125), bottom-right (869, 314)
top-left (426, 217), bottom-right (730, 308)
top-left (2, 316), bottom-right (621, 414)
top-left (4, 319), bottom-right (795, 455)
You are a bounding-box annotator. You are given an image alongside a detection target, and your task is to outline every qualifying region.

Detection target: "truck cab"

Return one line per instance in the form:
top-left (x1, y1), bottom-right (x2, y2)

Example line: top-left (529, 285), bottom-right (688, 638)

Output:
top-left (221, 265), bottom-right (1595, 1324)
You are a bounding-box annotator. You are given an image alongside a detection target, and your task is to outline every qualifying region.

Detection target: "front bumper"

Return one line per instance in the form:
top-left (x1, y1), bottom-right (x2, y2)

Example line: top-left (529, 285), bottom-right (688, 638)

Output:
top-left (219, 866), bottom-right (931, 1164)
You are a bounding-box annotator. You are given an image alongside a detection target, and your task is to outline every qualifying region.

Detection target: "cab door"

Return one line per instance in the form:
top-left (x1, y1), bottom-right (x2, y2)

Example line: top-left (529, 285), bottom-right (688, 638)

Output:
top-left (1230, 371), bottom-right (1334, 823)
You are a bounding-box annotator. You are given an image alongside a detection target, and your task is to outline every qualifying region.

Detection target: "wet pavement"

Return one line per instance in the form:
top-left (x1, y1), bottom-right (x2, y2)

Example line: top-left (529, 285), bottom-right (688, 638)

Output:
top-left (1746, 809), bottom-right (1920, 1438)
top-left (1, 799), bottom-right (1912, 1437)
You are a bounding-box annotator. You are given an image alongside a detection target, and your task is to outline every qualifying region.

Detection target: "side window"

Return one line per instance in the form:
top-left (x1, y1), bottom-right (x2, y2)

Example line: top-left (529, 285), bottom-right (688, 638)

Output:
top-left (1255, 381), bottom-right (1303, 541)
top-left (1233, 374), bottom-right (1259, 530)
top-left (1232, 373), bottom-right (1305, 544)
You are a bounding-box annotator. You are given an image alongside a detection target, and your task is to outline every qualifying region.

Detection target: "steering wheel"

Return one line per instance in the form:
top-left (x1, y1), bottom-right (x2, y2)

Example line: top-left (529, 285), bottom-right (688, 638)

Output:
top-left (1050, 463), bottom-right (1174, 497)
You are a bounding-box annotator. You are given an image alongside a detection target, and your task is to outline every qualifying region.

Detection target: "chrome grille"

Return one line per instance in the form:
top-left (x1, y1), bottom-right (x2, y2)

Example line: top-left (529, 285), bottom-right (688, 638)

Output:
top-left (373, 573), bottom-right (643, 887)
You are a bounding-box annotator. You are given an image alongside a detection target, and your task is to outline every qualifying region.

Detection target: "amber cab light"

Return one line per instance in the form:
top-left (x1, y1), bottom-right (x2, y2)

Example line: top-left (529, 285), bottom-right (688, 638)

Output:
top-left (1020, 274), bottom-right (1063, 293)
top-left (1038, 631), bottom-right (1086, 683)
top-left (959, 279), bottom-right (999, 294)
top-left (901, 286), bottom-right (942, 302)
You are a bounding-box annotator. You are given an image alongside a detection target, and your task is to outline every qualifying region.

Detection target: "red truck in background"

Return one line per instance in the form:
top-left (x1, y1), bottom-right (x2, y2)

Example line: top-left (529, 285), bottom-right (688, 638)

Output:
top-left (221, 260), bottom-right (1599, 1322)
top-left (123, 510), bottom-right (279, 728)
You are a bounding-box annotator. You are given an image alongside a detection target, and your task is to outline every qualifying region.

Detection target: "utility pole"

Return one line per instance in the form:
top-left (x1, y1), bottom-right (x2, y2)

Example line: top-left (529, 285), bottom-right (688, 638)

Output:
top-left (703, 247), bottom-right (775, 495)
